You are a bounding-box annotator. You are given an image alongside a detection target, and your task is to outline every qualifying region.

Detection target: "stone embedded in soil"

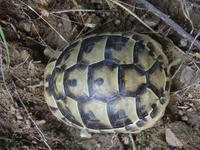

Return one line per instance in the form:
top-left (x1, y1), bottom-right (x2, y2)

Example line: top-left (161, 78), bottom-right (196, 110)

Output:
top-left (166, 121), bottom-right (200, 149)
top-left (180, 66), bottom-right (195, 86)
top-left (181, 115), bottom-right (188, 121)
top-left (178, 110), bottom-right (184, 116)
top-left (165, 128), bottom-right (183, 148)
top-left (114, 19), bottom-right (121, 25)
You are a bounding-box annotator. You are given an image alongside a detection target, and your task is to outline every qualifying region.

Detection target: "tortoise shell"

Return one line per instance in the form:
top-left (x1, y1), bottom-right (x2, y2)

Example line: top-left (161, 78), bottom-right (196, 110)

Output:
top-left (44, 33), bottom-right (170, 134)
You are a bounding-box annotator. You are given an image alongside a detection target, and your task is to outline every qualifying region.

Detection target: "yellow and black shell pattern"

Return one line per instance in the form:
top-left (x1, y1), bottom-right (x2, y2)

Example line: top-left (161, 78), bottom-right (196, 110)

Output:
top-left (44, 33), bottom-right (171, 133)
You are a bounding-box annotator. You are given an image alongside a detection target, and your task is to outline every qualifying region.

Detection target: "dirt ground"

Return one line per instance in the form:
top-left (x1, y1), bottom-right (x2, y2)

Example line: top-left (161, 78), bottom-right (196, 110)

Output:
top-left (0, 0), bottom-right (200, 149)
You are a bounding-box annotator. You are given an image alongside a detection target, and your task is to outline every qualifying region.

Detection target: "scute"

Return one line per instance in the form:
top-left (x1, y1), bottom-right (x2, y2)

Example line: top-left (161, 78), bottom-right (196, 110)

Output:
top-left (119, 64), bottom-right (146, 96)
top-left (88, 61), bottom-right (119, 101)
top-left (44, 33), bottom-right (170, 134)
top-left (105, 35), bottom-right (135, 64)
top-left (78, 36), bottom-right (106, 64)
top-left (63, 64), bottom-right (89, 101)
top-left (107, 97), bottom-right (138, 128)
top-left (56, 41), bottom-right (81, 69)
top-left (57, 98), bottom-right (83, 127)
top-left (78, 100), bottom-right (112, 129)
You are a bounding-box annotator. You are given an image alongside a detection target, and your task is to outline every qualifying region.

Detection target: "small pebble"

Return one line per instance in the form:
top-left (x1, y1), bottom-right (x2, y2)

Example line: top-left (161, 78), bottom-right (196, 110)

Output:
top-left (97, 143), bottom-right (101, 148)
top-left (188, 93), bottom-right (193, 98)
top-left (58, 22), bottom-right (63, 27)
top-left (114, 19), bottom-right (121, 25)
top-left (180, 66), bottom-right (195, 86)
top-left (122, 136), bottom-right (129, 145)
top-left (179, 38), bottom-right (188, 47)
top-left (16, 111), bottom-right (23, 120)
top-left (32, 140), bottom-right (37, 145)
top-left (182, 115), bottom-right (188, 121)
top-left (178, 110), bottom-right (184, 116)
top-left (36, 120), bottom-right (46, 125)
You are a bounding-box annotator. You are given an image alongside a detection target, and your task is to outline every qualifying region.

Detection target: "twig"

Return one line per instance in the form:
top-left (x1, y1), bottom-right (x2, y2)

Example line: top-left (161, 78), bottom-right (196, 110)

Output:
top-left (11, 55), bottom-right (29, 70)
top-left (71, 0), bottom-right (84, 24)
top-left (0, 45), bottom-right (52, 150)
top-left (116, 0), bottom-right (146, 10)
top-left (18, 0), bottom-right (68, 44)
top-left (180, 0), bottom-right (194, 33)
top-left (50, 13), bottom-right (83, 25)
top-left (50, 9), bottom-right (99, 14)
top-left (188, 30), bottom-right (200, 52)
top-left (21, 8), bottom-right (52, 49)
top-left (0, 45), bottom-right (13, 103)
top-left (171, 30), bottom-right (200, 79)
top-left (129, 134), bottom-right (136, 150)
top-left (187, 98), bottom-right (200, 102)
top-left (108, 0), bottom-right (157, 34)
top-left (12, 82), bottom-right (52, 150)
top-left (137, 0), bottom-right (200, 49)
top-left (0, 136), bottom-right (12, 142)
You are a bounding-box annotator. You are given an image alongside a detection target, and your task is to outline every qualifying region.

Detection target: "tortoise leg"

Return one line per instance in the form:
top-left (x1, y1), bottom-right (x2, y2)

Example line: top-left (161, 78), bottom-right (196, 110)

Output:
top-left (167, 58), bottom-right (182, 79)
top-left (44, 48), bottom-right (56, 58)
top-left (44, 48), bottom-right (63, 61)
top-left (80, 129), bottom-right (92, 138)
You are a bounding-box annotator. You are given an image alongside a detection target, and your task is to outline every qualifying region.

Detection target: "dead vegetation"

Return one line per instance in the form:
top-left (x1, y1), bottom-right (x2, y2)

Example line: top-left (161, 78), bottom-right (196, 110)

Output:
top-left (0, 0), bottom-right (200, 149)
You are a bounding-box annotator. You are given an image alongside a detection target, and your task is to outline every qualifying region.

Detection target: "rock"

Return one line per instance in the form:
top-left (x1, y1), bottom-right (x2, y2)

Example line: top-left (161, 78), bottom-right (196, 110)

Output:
top-left (188, 93), bottom-right (193, 98)
top-left (180, 66), bottom-right (195, 86)
top-left (80, 129), bottom-right (92, 138)
top-left (181, 115), bottom-right (188, 121)
top-left (166, 121), bottom-right (200, 149)
top-left (165, 128), bottom-right (183, 148)
top-left (16, 111), bottom-right (23, 120)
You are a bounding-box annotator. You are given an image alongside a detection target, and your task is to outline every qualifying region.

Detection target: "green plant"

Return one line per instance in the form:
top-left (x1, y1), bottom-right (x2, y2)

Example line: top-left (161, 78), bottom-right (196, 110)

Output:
top-left (0, 25), bottom-right (10, 68)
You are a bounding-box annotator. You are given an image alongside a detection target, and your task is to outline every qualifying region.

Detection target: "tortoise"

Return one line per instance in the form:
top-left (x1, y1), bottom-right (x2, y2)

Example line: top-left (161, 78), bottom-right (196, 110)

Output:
top-left (44, 33), bottom-right (172, 137)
